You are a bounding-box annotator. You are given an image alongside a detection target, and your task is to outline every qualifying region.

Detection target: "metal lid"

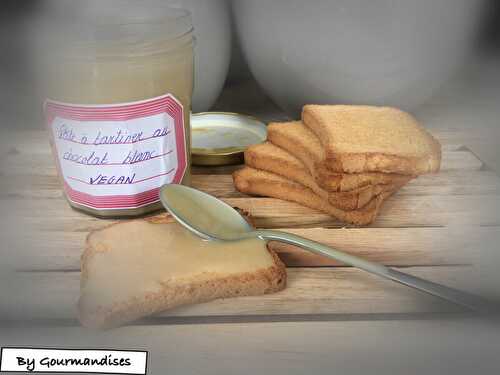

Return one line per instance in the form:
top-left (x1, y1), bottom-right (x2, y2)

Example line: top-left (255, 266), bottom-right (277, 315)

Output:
top-left (191, 112), bottom-right (267, 166)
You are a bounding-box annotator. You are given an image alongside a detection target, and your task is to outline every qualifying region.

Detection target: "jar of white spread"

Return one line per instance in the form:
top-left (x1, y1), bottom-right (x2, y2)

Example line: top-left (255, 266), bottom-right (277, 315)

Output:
top-left (41, 3), bottom-right (194, 217)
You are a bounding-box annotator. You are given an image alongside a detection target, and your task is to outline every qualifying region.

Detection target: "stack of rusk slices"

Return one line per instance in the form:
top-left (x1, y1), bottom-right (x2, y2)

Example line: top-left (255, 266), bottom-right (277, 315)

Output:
top-left (233, 105), bottom-right (441, 225)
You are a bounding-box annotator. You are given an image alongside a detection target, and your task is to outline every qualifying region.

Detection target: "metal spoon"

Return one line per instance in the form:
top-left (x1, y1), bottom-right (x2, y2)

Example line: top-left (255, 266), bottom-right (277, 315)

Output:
top-left (160, 184), bottom-right (495, 313)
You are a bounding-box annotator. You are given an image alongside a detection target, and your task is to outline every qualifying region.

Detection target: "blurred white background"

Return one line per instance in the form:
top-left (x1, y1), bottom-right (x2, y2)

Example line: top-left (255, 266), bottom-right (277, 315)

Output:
top-left (1, 0), bottom-right (499, 128)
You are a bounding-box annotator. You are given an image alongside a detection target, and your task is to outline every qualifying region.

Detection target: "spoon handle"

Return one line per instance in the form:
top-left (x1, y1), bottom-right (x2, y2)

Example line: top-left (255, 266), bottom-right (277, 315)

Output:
top-left (253, 229), bottom-right (495, 313)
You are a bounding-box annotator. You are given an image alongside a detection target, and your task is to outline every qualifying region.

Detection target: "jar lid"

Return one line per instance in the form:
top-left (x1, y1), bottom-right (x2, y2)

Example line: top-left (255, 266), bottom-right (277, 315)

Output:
top-left (191, 112), bottom-right (267, 166)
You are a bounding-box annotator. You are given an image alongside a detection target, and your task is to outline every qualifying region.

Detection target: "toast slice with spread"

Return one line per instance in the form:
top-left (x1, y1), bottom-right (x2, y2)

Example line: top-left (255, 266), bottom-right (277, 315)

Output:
top-left (79, 215), bottom-right (286, 329)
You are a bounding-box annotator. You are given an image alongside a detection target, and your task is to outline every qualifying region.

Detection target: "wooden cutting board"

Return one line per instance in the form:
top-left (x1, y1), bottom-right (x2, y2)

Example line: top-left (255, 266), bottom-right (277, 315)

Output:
top-left (1, 130), bottom-right (499, 323)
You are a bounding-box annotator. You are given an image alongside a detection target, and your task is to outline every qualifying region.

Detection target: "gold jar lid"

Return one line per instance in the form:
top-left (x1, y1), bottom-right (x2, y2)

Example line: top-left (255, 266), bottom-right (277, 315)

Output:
top-left (191, 112), bottom-right (267, 166)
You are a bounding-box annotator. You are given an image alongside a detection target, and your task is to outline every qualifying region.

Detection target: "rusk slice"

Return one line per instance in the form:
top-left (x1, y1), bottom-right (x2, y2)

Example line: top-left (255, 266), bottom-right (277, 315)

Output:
top-left (245, 142), bottom-right (408, 210)
top-left (267, 121), bottom-right (323, 174)
top-left (302, 105), bottom-right (441, 175)
top-left (267, 121), bottom-right (412, 192)
top-left (233, 167), bottom-right (390, 225)
top-left (79, 215), bottom-right (286, 329)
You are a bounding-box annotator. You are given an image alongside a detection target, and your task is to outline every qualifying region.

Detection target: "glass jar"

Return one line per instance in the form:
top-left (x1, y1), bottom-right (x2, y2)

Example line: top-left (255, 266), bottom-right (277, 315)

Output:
top-left (41, 3), bottom-right (194, 217)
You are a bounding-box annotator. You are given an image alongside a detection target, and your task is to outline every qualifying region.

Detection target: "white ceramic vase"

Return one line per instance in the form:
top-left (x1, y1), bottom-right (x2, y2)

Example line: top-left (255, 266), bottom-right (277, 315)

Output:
top-left (156, 0), bottom-right (232, 112)
top-left (232, 0), bottom-right (485, 116)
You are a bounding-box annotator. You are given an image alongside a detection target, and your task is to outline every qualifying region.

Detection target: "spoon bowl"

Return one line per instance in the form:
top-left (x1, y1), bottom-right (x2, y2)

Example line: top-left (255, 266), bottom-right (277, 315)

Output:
top-left (160, 183), bottom-right (253, 241)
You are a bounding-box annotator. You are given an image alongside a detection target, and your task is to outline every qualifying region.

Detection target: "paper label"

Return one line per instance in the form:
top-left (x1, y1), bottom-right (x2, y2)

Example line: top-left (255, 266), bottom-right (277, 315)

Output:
top-left (45, 94), bottom-right (187, 210)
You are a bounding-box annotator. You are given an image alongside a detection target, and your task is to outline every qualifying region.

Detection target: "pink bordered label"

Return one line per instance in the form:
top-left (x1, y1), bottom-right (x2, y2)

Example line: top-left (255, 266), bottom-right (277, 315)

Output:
top-left (45, 93), bottom-right (187, 210)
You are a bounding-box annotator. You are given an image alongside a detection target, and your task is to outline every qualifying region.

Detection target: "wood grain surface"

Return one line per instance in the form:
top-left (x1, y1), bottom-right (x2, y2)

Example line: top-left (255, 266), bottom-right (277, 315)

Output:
top-left (1, 130), bottom-right (499, 323)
